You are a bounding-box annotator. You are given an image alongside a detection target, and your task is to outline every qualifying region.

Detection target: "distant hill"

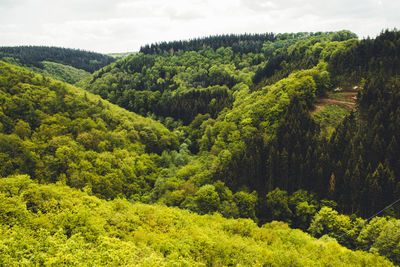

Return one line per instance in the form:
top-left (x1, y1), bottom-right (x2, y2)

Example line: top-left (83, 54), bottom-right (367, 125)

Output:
top-left (39, 61), bottom-right (91, 84)
top-left (140, 32), bottom-right (275, 54)
top-left (0, 46), bottom-right (115, 73)
top-left (81, 31), bottom-right (356, 125)
top-left (139, 31), bottom-right (355, 55)
top-left (2, 30), bottom-right (400, 266)
top-left (1, 57), bottom-right (91, 84)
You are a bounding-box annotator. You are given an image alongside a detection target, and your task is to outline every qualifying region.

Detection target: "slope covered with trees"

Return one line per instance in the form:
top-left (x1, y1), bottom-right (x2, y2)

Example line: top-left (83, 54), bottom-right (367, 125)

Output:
top-left (1, 58), bottom-right (91, 84)
top-left (0, 61), bottom-right (177, 200)
top-left (77, 30), bottom-right (400, 264)
top-left (40, 61), bottom-right (91, 84)
top-left (2, 30), bottom-right (400, 265)
top-left (80, 31), bottom-right (354, 124)
top-left (79, 47), bottom-right (243, 124)
top-left (0, 46), bottom-right (115, 73)
top-left (140, 33), bottom-right (275, 54)
top-left (0, 175), bottom-right (393, 266)
top-left (78, 30), bottom-right (400, 218)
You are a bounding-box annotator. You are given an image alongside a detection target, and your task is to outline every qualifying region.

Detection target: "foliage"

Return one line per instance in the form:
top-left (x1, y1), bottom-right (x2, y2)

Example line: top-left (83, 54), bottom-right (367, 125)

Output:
top-left (0, 60), bottom-right (178, 199)
top-left (328, 29), bottom-right (400, 85)
top-left (107, 52), bottom-right (136, 59)
top-left (313, 104), bottom-right (350, 136)
top-left (265, 188), bottom-right (293, 223)
top-left (2, 58), bottom-right (91, 84)
top-left (0, 46), bottom-right (115, 72)
top-left (0, 177), bottom-right (393, 266)
top-left (3, 29), bottom-right (400, 265)
top-left (40, 61), bottom-right (91, 84)
top-left (308, 207), bottom-right (400, 264)
top-left (140, 33), bottom-right (275, 54)
top-left (253, 31), bottom-right (357, 86)
top-left (79, 48), bottom-right (250, 124)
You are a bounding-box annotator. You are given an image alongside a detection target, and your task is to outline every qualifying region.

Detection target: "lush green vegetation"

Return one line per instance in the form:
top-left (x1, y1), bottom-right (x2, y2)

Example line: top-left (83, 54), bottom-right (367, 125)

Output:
top-left (0, 46), bottom-right (115, 84)
top-left (140, 33), bottom-right (275, 54)
top-left (79, 47), bottom-right (246, 124)
top-left (262, 188), bottom-right (400, 264)
top-left (78, 30), bottom-right (400, 264)
top-left (80, 31), bottom-right (355, 124)
top-left (252, 30), bottom-right (358, 86)
top-left (0, 46), bottom-right (115, 73)
top-left (107, 52), bottom-right (136, 59)
top-left (328, 29), bottom-right (400, 85)
top-left (40, 61), bottom-right (91, 84)
top-left (0, 175), bottom-right (393, 266)
top-left (313, 104), bottom-right (350, 136)
top-left (2, 29), bottom-right (400, 265)
top-left (0, 61), bottom-right (177, 200)
top-left (1, 57), bottom-right (91, 84)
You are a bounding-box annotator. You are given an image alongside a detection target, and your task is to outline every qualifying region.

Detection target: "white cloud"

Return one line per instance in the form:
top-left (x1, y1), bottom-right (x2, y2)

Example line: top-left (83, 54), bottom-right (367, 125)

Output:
top-left (0, 0), bottom-right (399, 53)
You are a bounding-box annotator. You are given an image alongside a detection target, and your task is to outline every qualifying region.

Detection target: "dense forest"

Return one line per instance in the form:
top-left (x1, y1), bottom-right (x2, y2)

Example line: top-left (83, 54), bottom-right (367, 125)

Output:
top-left (0, 46), bottom-right (115, 73)
top-left (2, 29), bottom-right (400, 265)
top-left (0, 61), bottom-right (177, 200)
top-left (0, 176), bottom-right (393, 266)
top-left (140, 33), bottom-right (275, 54)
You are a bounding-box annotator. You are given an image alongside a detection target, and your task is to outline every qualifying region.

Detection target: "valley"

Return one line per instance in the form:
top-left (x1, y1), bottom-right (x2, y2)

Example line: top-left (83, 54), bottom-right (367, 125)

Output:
top-left (1, 30), bottom-right (400, 266)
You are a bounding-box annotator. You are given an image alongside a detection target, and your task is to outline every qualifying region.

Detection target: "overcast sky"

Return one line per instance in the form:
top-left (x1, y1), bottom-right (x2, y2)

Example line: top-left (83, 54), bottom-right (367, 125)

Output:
top-left (0, 0), bottom-right (399, 53)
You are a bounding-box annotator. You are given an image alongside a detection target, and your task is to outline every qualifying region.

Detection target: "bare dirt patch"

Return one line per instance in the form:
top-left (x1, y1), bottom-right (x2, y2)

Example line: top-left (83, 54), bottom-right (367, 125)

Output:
top-left (312, 90), bottom-right (358, 114)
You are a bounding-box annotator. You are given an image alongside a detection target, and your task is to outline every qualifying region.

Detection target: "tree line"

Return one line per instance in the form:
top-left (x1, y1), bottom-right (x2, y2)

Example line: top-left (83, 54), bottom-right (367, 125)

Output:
top-left (2, 29), bottom-right (400, 265)
top-left (140, 33), bottom-right (275, 54)
top-left (0, 46), bottom-right (115, 73)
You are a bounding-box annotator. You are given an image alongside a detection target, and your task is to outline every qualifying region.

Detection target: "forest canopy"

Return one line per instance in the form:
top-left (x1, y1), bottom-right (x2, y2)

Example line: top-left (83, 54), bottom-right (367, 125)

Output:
top-left (0, 46), bottom-right (115, 73)
top-left (0, 175), bottom-right (394, 266)
top-left (2, 29), bottom-right (400, 266)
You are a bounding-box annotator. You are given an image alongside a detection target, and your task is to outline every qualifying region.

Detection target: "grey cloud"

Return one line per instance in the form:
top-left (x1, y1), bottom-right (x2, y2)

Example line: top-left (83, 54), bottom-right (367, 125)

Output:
top-left (163, 5), bottom-right (206, 21)
top-left (1, 0), bottom-right (400, 52)
top-left (0, 0), bottom-right (25, 8)
top-left (240, 0), bottom-right (389, 20)
top-left (240, 0), bottom-right (303, 12)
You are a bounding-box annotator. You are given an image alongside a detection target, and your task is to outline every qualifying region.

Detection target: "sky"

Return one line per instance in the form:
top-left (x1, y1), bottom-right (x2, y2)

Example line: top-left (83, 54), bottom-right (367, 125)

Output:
top-left (0, 0), bottom-right (399, 53)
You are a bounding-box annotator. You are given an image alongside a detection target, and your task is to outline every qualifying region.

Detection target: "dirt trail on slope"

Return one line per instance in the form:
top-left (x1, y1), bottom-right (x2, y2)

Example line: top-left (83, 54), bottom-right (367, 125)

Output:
top-left (312, 90), bottom-right (358, 114)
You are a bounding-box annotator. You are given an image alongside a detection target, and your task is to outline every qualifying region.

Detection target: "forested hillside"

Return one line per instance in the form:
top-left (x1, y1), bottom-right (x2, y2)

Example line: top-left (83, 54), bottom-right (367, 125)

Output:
top-left (0, 176), bottom-right (393, 266)
top-left (2, 30), bottom-right (400, 266)
top-left (0, 46), bottom-right (115, 84)
top-left (0, 46), bottom-right (115, 73)
top-left (1, 58), bottom-right (92, 84)
top-left (0, 61), bottom-right (177, 200)
top-left (78, 30), bottom-right (400, 264)
top-left (2, 56), bottom-right (93, 85)
top-left (140, 33), bottom-right (275, 54)
top-left (80, 31), bottom-right (353, 124)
